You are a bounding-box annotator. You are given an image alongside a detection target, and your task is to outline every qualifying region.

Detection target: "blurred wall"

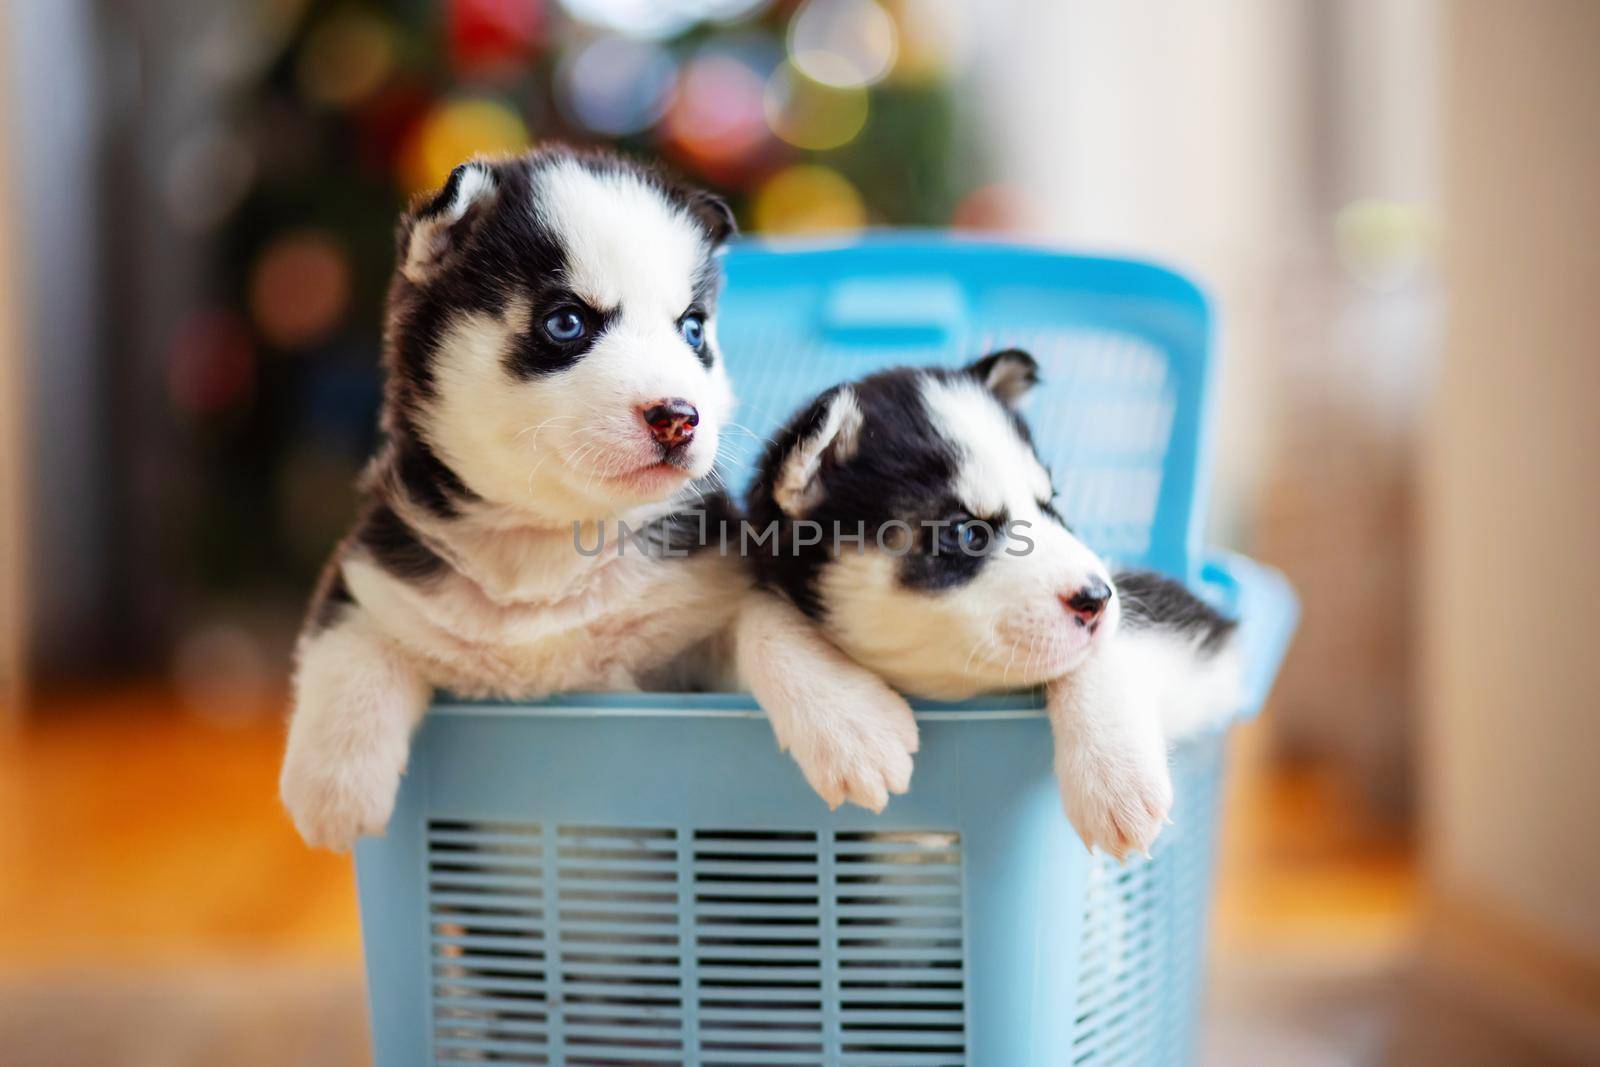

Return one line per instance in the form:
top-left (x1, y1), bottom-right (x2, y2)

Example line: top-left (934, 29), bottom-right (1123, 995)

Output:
top-left (1421, 0), bottom-right (1600, 1046)
top-left (0, 6), bottom-right (26, 716)
top-left (2, 0), bottom-right (113, 675)
top-left (970, 0), bottom-right (1314, 536)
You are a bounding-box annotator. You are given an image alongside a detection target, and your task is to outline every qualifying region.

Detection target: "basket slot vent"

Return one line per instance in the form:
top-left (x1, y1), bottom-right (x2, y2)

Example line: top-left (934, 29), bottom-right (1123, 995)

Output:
top-left (1070, 732), bottom-right (1228, 1064)
top-left (835, 830), bottom-right (967, 1066)
top-left (552, 825), bottom-right (687, 1062)
top-left (692, 829), bottom-right (826, 1059)
top-left (1072, 848), bottom-right (1168, 1067)
top-left (426, 818), bottom-right (552, 1063)
top-left (424, 822), bottom-right (969, 1064)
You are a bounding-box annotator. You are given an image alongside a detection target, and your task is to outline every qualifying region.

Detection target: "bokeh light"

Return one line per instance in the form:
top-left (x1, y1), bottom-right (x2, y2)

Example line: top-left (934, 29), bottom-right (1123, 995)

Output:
top-left (951, 182), bottom-right (1031, 232)
top-left (400, 96), bottom-right (530, 193)
top-left (787, 0), bottom-right (898, 88)
top-left (663, 49), bottom-right (771, 171)
top-left (886, 0), bottom-right (970, 82)
top-left (449, 0), bottom-right (547, 74)
top-left (560, 0), bottom-right (771, 40)
top-left (700, 0), bottom-right (772, 21)
top-left (192, 1), bottom-right (304, 90)
top-left (764, 60), bottom-right (868, 151)
top-left (168, 309), bottom-right (256, 417)
top-left (295, 9), bottom-right (399, 108)
top-left (172, 620), bottom-right (275, 725)
top-left (354, 84), bottom-right (434, 173)
top-left (165, 124), bottom-right (257, 233)
top-left (752, 163), bottom-right (867, 234)
top-left (557, 35), bottom-right (677, 136)
top-left (1334, 198), bottom-right (1438, 291)
top-left (248, 230), bottom-right (352, 349)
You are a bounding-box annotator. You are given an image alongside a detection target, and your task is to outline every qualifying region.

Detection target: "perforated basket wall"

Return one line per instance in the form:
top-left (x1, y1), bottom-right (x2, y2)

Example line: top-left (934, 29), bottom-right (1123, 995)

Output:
top-left (361, 708), bottom-right (1235, 1066)
top-left (427, 824), bottom-right (970, 1064)
top-left (353, 237), bottom-right (1297, 1066)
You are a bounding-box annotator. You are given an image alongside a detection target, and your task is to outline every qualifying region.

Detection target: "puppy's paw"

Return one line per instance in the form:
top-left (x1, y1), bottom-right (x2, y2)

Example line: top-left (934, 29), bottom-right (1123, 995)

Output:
top-left (1058, 746), bottom-right (1173, 861)
top-left (781, 695), bottom-right (919, 813)
top-left (280, 750), bottom-right (401, 852)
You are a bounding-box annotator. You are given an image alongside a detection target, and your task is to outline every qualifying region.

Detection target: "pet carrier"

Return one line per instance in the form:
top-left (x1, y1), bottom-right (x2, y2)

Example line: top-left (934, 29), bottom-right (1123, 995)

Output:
top-left (354, 235), bottom-right (1297, 1066)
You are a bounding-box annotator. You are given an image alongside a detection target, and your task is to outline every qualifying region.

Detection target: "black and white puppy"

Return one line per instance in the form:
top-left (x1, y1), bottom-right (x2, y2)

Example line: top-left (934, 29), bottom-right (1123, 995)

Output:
top-left (280, 148), bottom-right (747, 850)
top-left (738, 352), bottom-right (1241, 857)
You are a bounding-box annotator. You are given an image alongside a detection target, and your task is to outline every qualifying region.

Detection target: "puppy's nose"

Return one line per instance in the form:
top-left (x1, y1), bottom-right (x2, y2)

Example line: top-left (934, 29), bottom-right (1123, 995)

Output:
top-left (1062, 578), bottom-right (1112, 627)
top-left (641, 398), bottom-right (699, 448)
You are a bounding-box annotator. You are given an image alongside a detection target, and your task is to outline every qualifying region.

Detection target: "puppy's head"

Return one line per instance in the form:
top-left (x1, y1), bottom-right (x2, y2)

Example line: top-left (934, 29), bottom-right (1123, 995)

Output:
top-left (383, 148), bottom-right (736, 522)
top-left (750, 351), bottom-right (1118, 698)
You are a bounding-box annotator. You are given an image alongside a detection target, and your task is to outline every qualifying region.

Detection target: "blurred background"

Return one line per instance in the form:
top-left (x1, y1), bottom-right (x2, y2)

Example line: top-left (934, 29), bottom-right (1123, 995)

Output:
top-left (1, 0), bottom-right (1596, 1063)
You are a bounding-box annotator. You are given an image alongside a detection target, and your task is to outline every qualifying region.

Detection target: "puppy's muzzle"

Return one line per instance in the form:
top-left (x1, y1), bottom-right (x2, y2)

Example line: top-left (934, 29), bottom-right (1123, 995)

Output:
top-left (641, 398), bottom-right (699, 450)
top-left (1062, 578), bottom-right (1112, 629)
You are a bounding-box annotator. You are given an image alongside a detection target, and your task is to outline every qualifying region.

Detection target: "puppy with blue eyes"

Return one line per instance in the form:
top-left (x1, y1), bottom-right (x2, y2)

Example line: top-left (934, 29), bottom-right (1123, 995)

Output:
top-left (737, 352), bottom-right (1242, 858)
top-left (280, 148), bottom-right (752, 850)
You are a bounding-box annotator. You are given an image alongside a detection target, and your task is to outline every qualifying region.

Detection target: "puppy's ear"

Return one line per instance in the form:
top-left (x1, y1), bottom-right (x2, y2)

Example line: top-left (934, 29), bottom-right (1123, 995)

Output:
top-left (773, 386), bottom-right (863, 517)
top-left (397, 160), bottom-right (499, 284)
top-left (965, 348), bottom-right (1039, 410)
top-left (686, 188), bottom-right (737, 249)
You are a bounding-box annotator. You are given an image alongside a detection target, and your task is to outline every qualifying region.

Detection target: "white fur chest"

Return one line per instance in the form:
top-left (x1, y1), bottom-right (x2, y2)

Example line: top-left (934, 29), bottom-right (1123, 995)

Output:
top-left (343, 522), bottom-right (746, 698)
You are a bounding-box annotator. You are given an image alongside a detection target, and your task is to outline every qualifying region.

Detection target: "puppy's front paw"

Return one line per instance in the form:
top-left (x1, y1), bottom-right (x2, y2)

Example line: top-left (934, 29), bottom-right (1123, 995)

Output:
top-left (1058, 746), bottom-right (1173, 861)
top-left (280, 750), bottom-right (401, 852)
top-left (781, 697), bottom-right (919, 813)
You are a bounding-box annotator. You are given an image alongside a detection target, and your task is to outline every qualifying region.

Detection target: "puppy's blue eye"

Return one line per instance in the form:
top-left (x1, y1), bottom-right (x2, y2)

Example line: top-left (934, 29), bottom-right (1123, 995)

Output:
top-left (544, 309), bottom-right (586, 342)
top-left (960, 522), bottom-right (991, 553)
top-left (679, 313), bottom-right (705, 351)
top-left (935, 517), bottom-right (993, 556)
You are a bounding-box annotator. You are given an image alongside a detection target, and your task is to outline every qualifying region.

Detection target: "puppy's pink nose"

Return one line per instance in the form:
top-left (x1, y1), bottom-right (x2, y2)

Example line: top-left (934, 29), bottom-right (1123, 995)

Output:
top-left (1062, 578), bottom-right (1112, 627)
top-left (641, 398), bottom-right (698, 448)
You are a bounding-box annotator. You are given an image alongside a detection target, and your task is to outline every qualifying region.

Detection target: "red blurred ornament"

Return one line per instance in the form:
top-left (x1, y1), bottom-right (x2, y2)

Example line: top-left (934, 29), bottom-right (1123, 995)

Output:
top-left (169, 310), bottom-right (257, 417)
top-left (356, 82), bottom-right (435, 176)
top-left (951, 183), bottom-right (1032, 233)
top-left (449, 0), bottom-right (546, 76)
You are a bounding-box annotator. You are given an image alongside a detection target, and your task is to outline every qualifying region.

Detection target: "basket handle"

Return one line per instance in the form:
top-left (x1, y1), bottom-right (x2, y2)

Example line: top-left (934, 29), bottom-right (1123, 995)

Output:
top-left (821, 276), bottom-right (967, 346)
top-left (1199, 551), bottom-right (1299, 718)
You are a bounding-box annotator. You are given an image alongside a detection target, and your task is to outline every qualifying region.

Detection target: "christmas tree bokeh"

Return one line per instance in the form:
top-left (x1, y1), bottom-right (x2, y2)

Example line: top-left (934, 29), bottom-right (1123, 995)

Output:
top-left (170, 0), bottom-right (997, 618)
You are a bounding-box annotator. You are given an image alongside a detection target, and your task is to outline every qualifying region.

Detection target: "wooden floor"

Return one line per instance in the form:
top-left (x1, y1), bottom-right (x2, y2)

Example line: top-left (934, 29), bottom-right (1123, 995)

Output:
top-left (0, 686), bottom-right (361, 969)
top-left (1213, 718), bottom-right (1418, 964)
top-left (0, 686), bottom-right (1422, 1065)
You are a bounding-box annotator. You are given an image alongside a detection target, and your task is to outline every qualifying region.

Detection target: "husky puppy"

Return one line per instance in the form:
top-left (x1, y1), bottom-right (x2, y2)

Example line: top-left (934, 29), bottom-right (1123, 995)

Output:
top-left (280, 148), bottom-right (749, 850)
top-left (737, 351), bottom-right (1240, 857)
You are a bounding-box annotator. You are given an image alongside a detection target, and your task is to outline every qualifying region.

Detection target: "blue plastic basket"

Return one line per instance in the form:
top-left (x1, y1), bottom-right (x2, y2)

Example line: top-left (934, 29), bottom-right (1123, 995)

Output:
top-left (353, 235), bottom-right (1297, 1066)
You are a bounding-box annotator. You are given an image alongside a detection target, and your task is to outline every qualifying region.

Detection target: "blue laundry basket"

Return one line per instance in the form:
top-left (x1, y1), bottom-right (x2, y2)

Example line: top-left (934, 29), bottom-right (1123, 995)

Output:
top-left (353, 235), bottom-right (1297, 1066)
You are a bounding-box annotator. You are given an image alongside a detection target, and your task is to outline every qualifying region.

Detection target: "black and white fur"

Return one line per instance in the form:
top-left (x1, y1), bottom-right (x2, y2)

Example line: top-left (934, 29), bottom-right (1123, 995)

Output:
top-left (739, 352), bottom-right (1241, 857)
top-left (280, 148), bottom-right (748, 850)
